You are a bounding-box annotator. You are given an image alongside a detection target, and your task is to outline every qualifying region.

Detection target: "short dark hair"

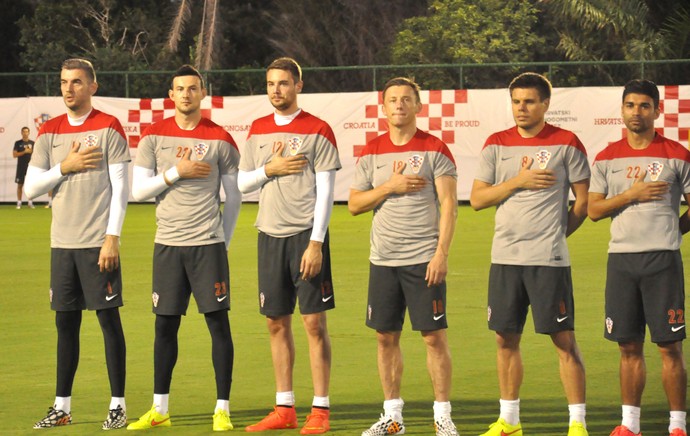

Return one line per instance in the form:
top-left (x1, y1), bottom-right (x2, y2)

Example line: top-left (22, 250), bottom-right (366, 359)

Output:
top-left (21, 126), bottom-right (29, 132)
top-left (622, 79), bottom-right (659, 109)
top-left (267, 57), bottom-right (302, 83)
top-left (62, 58), bottom-right (97, 83)
top-left (509, 72), bottom-right (552, 101)
top-left (382, 77), bottom-right (421, 103)
top-left (170, 64), bottom-right (205, 89)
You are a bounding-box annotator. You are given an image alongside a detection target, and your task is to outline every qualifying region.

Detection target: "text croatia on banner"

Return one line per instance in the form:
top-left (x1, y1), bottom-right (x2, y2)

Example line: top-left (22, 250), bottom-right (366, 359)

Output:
top-left (0, 85), bottom-right (688, 202)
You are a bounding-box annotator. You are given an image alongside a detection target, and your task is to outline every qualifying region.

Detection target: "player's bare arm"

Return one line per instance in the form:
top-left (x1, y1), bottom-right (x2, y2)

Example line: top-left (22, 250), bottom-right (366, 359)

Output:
top-left (176, 148), bottom-right (211, 179)
top-left (264, 143), bottom-right (308, 177)
top-left (588, 169), bottom-right (669, 221)
top-left (566, 179), bottom-right (589, 237)
top-left (300, 240), bottom-right (323, 280)
top-left (60, 141), bottom-right (103, 174)
top-left (98, 234), bottom-right (120, 272)
top-left (348, 163), bottom-right (426, 215)
top-left (679, 193), bottom-right (690, 234)
top-left (426, 175), bottom-right (457, 287)
top-left (470, 157), bottom-right (555, 210)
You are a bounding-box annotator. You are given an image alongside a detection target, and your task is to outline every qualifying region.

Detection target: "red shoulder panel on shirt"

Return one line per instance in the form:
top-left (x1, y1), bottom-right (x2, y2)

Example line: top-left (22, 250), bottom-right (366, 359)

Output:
top-left (594, 135), bottom-right (690, 163)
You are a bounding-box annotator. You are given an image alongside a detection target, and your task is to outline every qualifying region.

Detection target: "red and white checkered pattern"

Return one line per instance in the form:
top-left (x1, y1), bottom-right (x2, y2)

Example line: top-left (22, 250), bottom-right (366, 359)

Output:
top-left (354, 89), bottom-right (468, 157)
top-left (126, 96), bottom-right (224, 147)
top-left (619, 85), bottom-right (689, 145)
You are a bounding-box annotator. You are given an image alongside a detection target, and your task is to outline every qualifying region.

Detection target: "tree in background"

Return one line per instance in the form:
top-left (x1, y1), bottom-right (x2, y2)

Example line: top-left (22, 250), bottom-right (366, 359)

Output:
top-left (18, 0), bottom-right (179, 97)
top-left (390, 0), bottom-right (549, 89)
top-left (541, 0), bottom-right (690, 85)
top-left (264, 0), bottom-right (427, 92)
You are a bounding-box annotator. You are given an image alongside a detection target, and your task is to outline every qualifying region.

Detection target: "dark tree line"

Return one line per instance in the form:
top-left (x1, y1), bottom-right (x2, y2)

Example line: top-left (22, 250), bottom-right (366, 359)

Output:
top-left (1, 0), bottom-right (688, 97)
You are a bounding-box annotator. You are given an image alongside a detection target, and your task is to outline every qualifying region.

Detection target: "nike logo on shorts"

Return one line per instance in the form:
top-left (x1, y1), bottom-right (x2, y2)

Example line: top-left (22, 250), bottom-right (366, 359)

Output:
top-left (671, 325), bottom-right (686, 332)
top-left (322, 295), bottom-right (333, 303)
top-left (217, 295), bottom-right (228, 302)
top-left (557, 316), bottom-right (568, 323)
top-left (105, 294), bottom-right (119, 302)
top-left (433, 314), bottom-right (445, 321)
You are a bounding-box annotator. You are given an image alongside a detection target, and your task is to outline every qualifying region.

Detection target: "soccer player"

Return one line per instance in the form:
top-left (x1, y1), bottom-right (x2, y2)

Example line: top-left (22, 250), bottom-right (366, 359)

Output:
top-left (588, 79), bottom-right (688, 436)
top-left (13, 126), bottom-right (35, 208)
top-left (349, 77), bottom-right (459, 436)
top-left (470, 72), bottom-right (590, 436)
top-left (127, 64), bottom-right (241, 432)
top-left (24, 58), bottom-right (129, 430)
top-left (239, 57), bottom-right (340, 435)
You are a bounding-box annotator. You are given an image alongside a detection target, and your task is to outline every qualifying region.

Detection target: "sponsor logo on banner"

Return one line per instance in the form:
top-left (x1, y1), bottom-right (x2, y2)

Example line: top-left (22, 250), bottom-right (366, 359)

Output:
top-left (35, 113), bottom-right (51, 130)
top-left (194, 142), bottom-right (209, 160)
top-left (83, 134), bottom-right (98, 148)
top-left (287, 136), bottom-right (302, 155)
top-left (647, 161), bottom-right (664, 181)
top-left (408, 154), bottom-right (424, 174)
top-left (606, 317), bottom-right (613, 334)
top-left (535, 149), bottom-right (552, 169)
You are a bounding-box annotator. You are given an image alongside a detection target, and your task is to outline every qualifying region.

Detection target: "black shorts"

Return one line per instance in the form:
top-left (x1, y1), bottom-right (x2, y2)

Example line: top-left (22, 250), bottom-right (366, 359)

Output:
top-left (605, 251), bottom-right (686, 344)
top-left (257, 229), bottom-right (334, 317)
top-left (488, 264), bottom-right (575, 334)
top-left (366, 262), bottom-right (448, 332)
top-left (152, 243), bottom-right (230, 315)
top-left (15, 162), bottom-right (28, 184)
top-left (50, 248), bottom-right (123, 311)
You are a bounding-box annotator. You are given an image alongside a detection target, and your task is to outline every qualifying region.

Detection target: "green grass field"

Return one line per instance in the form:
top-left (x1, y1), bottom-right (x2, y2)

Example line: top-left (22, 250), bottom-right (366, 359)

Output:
top-left (0, 204), bottom-right (687, 435)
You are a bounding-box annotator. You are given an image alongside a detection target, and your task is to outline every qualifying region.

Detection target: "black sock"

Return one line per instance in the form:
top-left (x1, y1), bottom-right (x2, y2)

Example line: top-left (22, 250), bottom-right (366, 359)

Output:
top-left (154, 314), bottom-right (181, 394)
top-left (96, 308), bottom-right (126, 397)
top-left (55, 311), bottom-right (82, 397)
top-left (204, 310), bottom-right (234, 400)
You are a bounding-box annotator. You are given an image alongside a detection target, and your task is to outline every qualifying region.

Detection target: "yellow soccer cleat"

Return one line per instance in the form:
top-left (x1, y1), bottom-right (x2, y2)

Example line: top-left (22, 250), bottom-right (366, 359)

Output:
top-left (126, 405), bottom-right (171, 430)
top-left (213, 409), bottom-right (234, 431)
top-left (480, 418), bottom-right (522, 436)
top-left (568, 421), bottom-right (589, 436)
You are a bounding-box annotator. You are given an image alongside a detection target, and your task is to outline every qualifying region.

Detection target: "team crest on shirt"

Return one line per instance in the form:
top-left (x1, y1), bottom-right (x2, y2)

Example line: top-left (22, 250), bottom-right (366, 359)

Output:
top-left (535, 150), bottom-right (551, 169)
top-left (368, 304), bottom-right (372, 320)
top-left (487, 306), bottom-right (492, 322)
top-left (260, 292), bottom-right (266, 308)
top-left (605, 317), bottom-right (613, 334)
top-left (194, 142), bottom-right (209, 160)
top-left (287, 137), bottom-right (302, 156)
top-left (83, 134), bottom-right (98, 148)
top-left (152, 292), bottom-right (160, 308)
top-left (408, 154), bottom-right (424, 174)
top-left (647, 161), bottom-right (664, 182)
top-left (49, 288), bottom-right (53, 303)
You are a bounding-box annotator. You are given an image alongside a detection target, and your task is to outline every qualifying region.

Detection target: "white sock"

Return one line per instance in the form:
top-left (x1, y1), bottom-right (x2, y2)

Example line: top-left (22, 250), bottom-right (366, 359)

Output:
top-left (54, 396), bottom-right (71, 414)
top-left (568, 403), bottom-right (586, 426)
top-left (433, 401), bottom-right (452, 421)
top-left (383, 398), bottom-right (404, 422)
top-left (17, 201), bottom-right (21, 207)
top-left (28, 200), bottom-right (33, 207)
top-left (109, 397), bottom-right (125, 412)
top-left (670, 410), bottom-right (687, 433)
top-left (312, 396), bottom-right (329, 408)
top-left (499, 398), bottom-right (520, 426)
top-left (621, 405), bottom-right (641, 434)
top-left (153, 393), bottom-right (169, 415)
top-left (216, 399), bottom-right (229, 413)
top-left (276, 391), bottom-right (295, 407)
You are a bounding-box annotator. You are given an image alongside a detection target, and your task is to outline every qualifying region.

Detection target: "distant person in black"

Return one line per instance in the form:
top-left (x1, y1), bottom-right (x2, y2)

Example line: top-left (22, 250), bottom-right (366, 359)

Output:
top-left (13, 126), bottom-right (35, 209)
